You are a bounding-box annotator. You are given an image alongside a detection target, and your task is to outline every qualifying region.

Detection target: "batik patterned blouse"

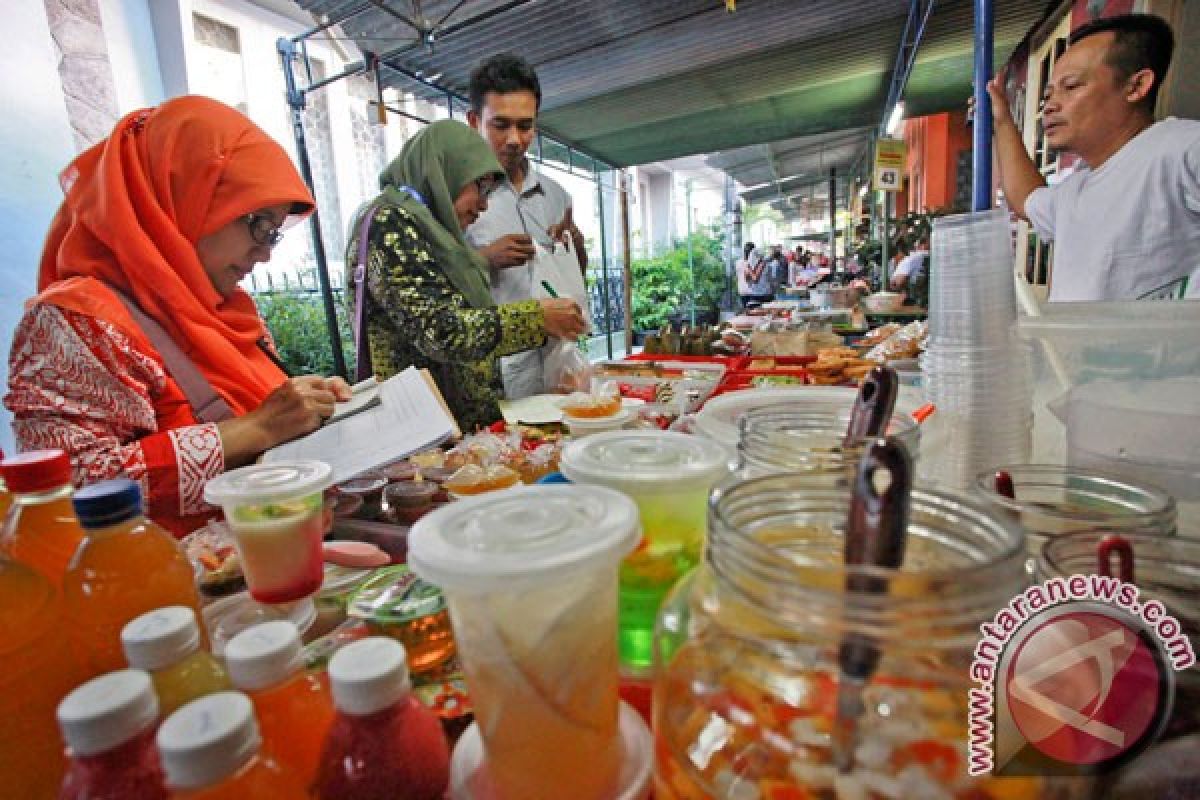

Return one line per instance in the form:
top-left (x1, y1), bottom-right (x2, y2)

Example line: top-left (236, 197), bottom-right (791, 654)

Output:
top-left (348, 204), bottom-right (544, 432)
top-left (6, 303), bottom-right (225, 538)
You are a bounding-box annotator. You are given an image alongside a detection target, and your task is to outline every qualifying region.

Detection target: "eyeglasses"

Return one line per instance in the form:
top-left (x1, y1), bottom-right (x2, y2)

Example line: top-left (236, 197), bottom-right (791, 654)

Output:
top-left (244, 213), bottom-right (284, 248)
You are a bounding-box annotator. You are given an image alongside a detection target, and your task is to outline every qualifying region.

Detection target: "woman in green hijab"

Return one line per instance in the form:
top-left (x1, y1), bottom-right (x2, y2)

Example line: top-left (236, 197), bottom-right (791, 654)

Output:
top-left (347, 120), bottom-right (586, 430)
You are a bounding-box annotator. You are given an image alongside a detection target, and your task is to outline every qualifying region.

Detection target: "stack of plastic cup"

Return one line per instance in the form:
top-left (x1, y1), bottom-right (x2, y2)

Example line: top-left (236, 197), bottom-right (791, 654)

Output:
top-left (922, 209), bottom-right (1032, 488)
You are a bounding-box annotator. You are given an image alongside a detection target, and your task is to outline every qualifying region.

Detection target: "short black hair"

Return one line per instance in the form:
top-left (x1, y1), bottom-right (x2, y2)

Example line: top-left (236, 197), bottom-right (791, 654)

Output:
top-left (468, 53), bottom-right (542, 114)
top-left (1069, 13), bottom-right (1174, 110)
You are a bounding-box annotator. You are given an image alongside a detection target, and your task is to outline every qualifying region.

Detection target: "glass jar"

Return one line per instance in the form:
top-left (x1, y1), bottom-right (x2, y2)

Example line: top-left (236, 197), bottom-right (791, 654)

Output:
top-left (654, 472), bottom-right (1072, 799)
top-left (730, 407), bottom-right (920, 484)
top-left (974, 465), bottom-right (1177, 555)
top-left (1038, 531), bottom-right (1200, 798)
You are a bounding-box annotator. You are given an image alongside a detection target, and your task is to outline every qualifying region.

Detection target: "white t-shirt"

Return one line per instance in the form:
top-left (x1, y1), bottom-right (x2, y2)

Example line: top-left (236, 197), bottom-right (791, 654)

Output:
top-left (1024, 117), bottom-right (1200, 302)
top-left (892, 251), bottom-right (928, 280)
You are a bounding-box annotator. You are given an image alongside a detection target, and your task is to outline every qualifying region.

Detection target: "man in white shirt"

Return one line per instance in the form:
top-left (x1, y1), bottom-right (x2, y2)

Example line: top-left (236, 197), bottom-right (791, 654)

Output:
top-left (987, 13), bottom-right (1200, 302)
top-left (465, 53), bottom-right (588, 398)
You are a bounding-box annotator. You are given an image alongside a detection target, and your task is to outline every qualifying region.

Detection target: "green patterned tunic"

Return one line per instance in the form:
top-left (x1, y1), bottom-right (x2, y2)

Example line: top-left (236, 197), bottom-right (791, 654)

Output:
top-left (347, 205), bottom-right (545, 431)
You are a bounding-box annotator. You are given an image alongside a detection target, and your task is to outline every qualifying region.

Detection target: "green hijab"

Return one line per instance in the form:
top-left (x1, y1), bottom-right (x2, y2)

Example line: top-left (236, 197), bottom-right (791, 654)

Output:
top-left (375, 119), bottom-right (504, 308)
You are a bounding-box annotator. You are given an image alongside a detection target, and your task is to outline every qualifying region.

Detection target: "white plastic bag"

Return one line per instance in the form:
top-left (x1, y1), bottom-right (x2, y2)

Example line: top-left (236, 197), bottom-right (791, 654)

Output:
top-left (533, 240), bottom-right (592, 393)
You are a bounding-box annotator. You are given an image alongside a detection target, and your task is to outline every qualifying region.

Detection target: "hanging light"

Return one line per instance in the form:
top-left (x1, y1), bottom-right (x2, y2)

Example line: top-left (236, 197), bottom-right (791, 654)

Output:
top-left (886, 101), bottom-right (906, 136)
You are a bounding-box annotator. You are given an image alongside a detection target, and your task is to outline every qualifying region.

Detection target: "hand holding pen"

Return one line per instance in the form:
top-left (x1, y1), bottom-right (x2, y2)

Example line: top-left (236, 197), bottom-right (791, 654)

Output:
top-left (538, 280), bottom-right (587, 340)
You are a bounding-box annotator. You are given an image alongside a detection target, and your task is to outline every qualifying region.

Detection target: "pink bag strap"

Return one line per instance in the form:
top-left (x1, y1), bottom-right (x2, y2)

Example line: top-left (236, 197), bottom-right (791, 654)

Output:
top-left (110, 289), bottom-right (234, 424)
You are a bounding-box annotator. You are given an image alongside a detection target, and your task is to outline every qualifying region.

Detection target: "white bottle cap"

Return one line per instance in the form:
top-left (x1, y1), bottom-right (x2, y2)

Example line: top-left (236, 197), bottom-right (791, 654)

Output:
top-left (121, 606), bottom-right (201, 671)
top-left (57, 669), bottom-right (159, 757)
top-left (157, 692), bottom-right (261, 790)
top-left (328, 637), bottom-right (411, 716)
top-left (224, 621), bottom-right (303, 692)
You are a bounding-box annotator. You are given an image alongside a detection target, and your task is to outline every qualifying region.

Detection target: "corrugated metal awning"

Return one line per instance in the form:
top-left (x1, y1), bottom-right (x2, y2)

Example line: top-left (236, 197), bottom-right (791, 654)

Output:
top-left (291, 0), bottom-right (1051, 168)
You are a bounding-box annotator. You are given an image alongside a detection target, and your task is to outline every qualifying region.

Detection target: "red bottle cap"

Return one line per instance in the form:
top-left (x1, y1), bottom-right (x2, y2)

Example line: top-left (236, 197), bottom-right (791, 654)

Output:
top-left (1, 449), bottom-right (73, 494)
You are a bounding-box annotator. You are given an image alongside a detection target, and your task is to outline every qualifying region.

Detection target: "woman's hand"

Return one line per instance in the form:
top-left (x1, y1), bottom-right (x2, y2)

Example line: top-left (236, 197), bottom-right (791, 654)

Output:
top-left (218, 376), bottom-right (352, 467)
top-left (539, 298), bottom-right (587, 340)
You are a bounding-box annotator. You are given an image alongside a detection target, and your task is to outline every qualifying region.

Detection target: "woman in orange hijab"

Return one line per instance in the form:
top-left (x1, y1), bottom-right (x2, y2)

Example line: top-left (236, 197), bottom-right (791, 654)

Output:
top-left (5, 96), bottom-right (350, 537)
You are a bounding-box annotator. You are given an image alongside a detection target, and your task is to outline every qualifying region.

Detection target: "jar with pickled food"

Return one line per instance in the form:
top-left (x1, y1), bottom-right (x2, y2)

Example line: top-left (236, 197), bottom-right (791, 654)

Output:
top-left (654, 472), bottom-right (1087, 800)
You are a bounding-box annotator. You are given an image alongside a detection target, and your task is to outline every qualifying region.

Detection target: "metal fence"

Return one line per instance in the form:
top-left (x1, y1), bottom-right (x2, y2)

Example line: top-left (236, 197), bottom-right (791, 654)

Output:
top-left (586, 268), bottom-right (625, 336)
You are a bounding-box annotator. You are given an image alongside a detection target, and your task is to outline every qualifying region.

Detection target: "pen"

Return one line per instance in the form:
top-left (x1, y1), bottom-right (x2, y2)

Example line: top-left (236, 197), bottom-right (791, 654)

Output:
top-left (540, 280), bottom-right (559, 298)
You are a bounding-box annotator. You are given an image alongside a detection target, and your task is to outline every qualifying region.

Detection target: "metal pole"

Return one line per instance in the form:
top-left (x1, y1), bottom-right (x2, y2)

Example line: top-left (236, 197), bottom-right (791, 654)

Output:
top-left (278, 38), bottom-right (348, 379)
top-left (881, 191), bottom-right (892, 286)
top-left (619, 173), bottom-right (633, 352)
top-left (685, 179), bottom-right (695, 326)
top-left (596, 180), bottom-right (613, 360)
top-left (828, 167), bottom-right (837, 272)
top-left (973, 0), bottom-right (994, 210)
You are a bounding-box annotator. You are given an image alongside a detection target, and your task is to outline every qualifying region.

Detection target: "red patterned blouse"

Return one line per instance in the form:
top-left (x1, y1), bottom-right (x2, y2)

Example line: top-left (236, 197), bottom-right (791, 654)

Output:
top-left (5, 303), bottom-right (225, 538)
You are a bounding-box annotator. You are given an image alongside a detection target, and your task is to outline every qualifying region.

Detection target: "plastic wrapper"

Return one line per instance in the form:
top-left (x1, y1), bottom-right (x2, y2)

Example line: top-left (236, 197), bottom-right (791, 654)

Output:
top-left (865, 320), bottom-right (929, 362)
top-left (544, 341), bottom-right (593, 393)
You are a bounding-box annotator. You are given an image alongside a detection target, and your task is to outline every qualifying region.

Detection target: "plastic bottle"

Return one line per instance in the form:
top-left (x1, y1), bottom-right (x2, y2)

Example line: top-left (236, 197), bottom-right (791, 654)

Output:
top-left (0, 449), bottom-right (86, 587)
top-left (57, 669), bottom-right (168, 800)
top-left (64, 480), bottom-right (204, 675)
top-left (157, 691), bottom-right (309, 799)
top-left (121, 607), bottom-right (230, 717)
top-left (0, 447), bottom-right (12, 520)
top-left (224, 620), bottom-right (335, 789)
top-left (0, 553), bottom-right (88, 798)
top-left (315, 637), bottom-right (449, 800)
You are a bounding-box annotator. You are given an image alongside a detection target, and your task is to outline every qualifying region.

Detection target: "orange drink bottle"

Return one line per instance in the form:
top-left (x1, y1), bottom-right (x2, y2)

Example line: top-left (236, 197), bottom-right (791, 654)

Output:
top-left (64, 479), bottom-right (204, 674)
top-left (224, 620), bottom-right (335, 789)
top-left (122, 606), bottom-right (230, 717)
top-left (315, 637), bottom-right (450, 800)
top-left (57, 669), bottom-right (168, 800)
top-left (0, 449), bottom-right (86, 587)
top-left (0, 552), bottom-right (89, 798)
top-left (157, 691), bottom-right (310, 799)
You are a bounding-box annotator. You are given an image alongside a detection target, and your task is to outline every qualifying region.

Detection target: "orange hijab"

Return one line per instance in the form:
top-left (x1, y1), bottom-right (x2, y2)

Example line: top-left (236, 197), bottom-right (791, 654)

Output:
top-left (35, 95), bottom-right (315, 416)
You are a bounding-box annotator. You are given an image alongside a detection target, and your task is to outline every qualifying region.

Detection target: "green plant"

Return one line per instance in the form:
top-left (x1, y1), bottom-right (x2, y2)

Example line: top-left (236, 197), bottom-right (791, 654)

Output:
top-left (255, 291), bottom-right (355, 378)
top-left (630, 227), bottom-right (727, 331)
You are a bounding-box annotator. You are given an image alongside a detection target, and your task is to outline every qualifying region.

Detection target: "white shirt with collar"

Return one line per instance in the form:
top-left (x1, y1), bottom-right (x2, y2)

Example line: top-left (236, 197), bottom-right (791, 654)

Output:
top-left (1024, 117), bottom-right (1200, 302)
top-left (466, 161), bottom-right (572, 306)
top-left (465, 160), bottom-right (573, 399)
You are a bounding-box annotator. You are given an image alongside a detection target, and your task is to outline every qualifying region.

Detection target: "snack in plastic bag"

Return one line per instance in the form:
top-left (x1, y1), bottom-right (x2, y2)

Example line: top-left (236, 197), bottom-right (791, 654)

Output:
top-left (442, 464), bottom-right (521, 496)
top-left (544, 341), bottom-right (593, 393)
top-left (558, 385), bottom-right (622, 418)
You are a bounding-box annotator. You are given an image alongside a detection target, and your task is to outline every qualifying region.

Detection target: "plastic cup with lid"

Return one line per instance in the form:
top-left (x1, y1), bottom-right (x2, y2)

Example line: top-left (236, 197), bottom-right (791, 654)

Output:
top-left (204, 462), bottom-right (333, 604)
top-left (408, 484), bottom-right (641, 800)
top-left (559, 431), bottom-right (729, 671)
top-left (201, 591), bottom-right (317, 659)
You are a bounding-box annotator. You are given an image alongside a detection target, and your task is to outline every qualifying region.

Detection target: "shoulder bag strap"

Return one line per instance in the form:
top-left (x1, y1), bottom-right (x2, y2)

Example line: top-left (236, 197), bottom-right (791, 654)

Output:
top-left (109, 289), bottom-right (235, 424)
top-left (352, 203), bottom-right (378, 384)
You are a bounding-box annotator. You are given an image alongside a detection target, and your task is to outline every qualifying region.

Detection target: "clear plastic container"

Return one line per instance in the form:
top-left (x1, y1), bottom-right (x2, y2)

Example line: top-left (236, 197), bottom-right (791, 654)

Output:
top-left (347, 564), bottom-right (455, 675)
top-left (225, 620), bottom-right (335, 788)
top-left (336, 471), bottom-right (388, 519)
top-left (122, 606), bottom-right (230, 717)
top-left (57, 669), bottom-right (167, 800)
top-left (976, 465), bottom-right (1177, 554)
top-left (315, 637), bottom-right (450, 800)
top-left (694, 386), bottom-right (923, 450)
top-left (559, 431), bottom-right (729, 672)
top-left (313, 563), bottom-right (375, 638)
top-left (203, 462), bottom-right (333, 604)
top-left (65, 479), bottom-right (204, 675)
top-left (0, 449), bottom-right (86, 588)
top-left (565, 407), bottom-right (635, 438)
top-left (200, 591), bottom-right (317, 659)
top-left (653, 472), bottom-right (1078, 799)
top-left (157, 691), bottom-right (308, 799)
top-left (408, 485), bottom-right (641, 800)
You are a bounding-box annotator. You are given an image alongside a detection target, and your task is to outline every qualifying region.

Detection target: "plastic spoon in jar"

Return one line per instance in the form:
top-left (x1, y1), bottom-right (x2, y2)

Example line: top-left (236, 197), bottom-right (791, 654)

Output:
top-left (1097, 534), bottom-right (1135, 583)
top-left (843, 365), bottom-right (899, 449)
top-left (833, 437), bottom-right (913, 773)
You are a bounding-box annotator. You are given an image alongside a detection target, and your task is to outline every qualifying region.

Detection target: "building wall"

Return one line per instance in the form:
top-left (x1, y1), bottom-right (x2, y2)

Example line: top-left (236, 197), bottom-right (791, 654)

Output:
top-left (0, 0), bottom-right (80, 453)
top-left (901, 110), bottom-right (973, 214)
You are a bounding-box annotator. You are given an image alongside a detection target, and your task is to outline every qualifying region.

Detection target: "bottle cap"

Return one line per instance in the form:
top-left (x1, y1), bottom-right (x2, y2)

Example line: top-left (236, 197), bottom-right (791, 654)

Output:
top-left (122, 606), bottom-right (202, 671)
top-left (72, 479), bottom-right (143, 528)
top-left (157, 692), bottom-right (260, 790)
top-left (57, 670), bottom-right (158, 757)
top-left (0, 449), bottom-right (72, 494)
top-left (328, 637), bottom-right (411, 715)
top-left (224, 621), bottom-right (303, 692)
